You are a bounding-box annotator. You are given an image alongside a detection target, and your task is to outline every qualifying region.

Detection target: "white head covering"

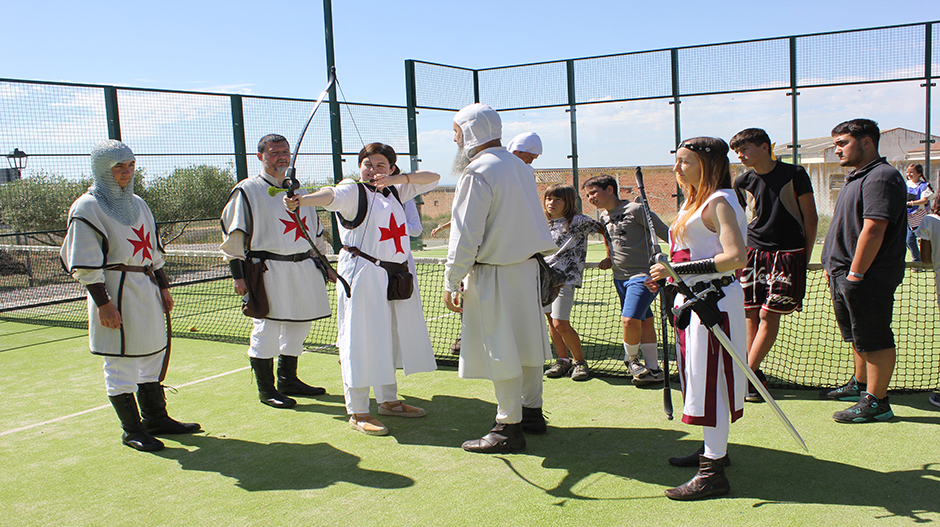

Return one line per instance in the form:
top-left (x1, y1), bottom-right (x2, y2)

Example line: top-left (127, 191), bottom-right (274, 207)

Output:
top-left (89, 140), bottom-right (139, 226)
top-left (506, 132), bottom-right (542, 155)
top-left (453, 103), bottom-right (501, 151)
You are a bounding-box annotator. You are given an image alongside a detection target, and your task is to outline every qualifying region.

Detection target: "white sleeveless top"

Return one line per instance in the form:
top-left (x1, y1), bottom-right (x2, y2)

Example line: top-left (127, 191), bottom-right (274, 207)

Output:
top-left (669, 189), bottom-right (747, 286)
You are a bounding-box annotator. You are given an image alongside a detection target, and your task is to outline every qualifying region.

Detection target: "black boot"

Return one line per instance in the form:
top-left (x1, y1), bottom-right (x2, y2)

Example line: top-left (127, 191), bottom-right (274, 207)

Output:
top-left (277, 355), bottom-right (326, 396)
top-left (137, 382), bottom-right (201, 435)
top-left (665, 455), bottom-right (731, 500)
top-left (109, 393), bottom-right (164, 452)
top-left (521, 407), bottom-right (547, 435)
top-left (668, 444), bottom-right (731, 468)
top-left (462, 422), bottom-right (526, 453)
top-left (250, 357), bottom-right (296, 408)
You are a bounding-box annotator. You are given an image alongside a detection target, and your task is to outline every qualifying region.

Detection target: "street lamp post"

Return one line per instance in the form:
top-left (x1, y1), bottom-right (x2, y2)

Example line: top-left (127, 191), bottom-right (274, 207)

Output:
top-left (5, 148), bottom-right (27, 181)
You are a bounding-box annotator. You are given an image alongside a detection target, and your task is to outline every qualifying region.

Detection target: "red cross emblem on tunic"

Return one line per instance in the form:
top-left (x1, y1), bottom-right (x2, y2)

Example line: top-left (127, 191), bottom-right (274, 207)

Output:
top-left (378, 213), bottom-right (407, 254)
top-left (280, 214), bottom-right (310, 242)
top-left (127, 225), bottom-right (153, 262)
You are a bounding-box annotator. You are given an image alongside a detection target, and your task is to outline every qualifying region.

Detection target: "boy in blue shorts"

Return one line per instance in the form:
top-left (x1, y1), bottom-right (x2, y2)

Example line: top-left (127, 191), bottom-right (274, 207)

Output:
top-left (582, 174), bottom-right (669, 385)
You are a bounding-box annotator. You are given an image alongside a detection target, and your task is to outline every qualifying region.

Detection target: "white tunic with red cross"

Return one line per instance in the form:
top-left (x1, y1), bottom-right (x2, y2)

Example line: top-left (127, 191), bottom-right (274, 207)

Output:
top-left (220, 174), bottom-right (331, 322)
top-left (60, 193), bottom-right (168, 357)
top-left (326, 182), bottom-right (437, 389)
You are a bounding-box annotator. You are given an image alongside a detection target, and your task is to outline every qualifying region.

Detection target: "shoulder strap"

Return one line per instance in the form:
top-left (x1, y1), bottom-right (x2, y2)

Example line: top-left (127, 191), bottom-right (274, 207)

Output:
top-left (335, 183), bottom-right (369, 229)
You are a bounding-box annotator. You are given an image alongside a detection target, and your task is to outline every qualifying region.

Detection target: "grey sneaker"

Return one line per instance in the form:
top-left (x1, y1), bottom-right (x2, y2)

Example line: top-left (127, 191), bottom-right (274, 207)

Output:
top-left (545, 359), bottom-right (573, 378)
top-left (570, 361), bottom-right (590, 381)
top-left (633, 367), bottom-right (664, 386)
top-left (625, 358), bottom-right (649, 378)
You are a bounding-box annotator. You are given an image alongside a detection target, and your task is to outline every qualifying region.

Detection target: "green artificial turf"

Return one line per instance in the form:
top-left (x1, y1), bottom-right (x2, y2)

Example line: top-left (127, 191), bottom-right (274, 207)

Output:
top-left (1, 321), bottom-right (938, 526)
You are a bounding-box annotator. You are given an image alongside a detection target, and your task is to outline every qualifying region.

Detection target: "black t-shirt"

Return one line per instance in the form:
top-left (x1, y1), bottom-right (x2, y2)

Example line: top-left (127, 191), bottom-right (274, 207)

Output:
top-left (821, 157), bottom-right (907, 285)
top-left (734, 161), bottom-right (814, 251)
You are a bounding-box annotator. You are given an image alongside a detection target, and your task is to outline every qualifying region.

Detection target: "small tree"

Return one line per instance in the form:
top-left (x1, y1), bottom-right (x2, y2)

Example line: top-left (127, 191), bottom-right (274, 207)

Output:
top-left (0, 170), bottom-right (91, 245)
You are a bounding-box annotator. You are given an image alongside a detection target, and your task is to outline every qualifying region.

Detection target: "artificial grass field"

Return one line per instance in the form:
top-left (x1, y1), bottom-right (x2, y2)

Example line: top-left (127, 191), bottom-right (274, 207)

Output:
top-left (1, 320), bottom-right (938, 526)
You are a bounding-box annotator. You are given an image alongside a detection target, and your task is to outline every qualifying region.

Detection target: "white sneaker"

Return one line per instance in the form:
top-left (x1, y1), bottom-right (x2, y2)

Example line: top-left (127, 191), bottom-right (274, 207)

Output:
top-left (624, 358), bottom-right (649, 378)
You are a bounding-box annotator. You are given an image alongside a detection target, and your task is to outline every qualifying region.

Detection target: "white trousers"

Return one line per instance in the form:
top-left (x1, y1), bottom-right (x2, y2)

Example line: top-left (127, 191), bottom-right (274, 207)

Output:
top-left (703, 384), bottom-right (730, 459)
top-left (492, 366), bottom-right (543, 424)
top-left (248, 318), bottom-right (312, 359)
top-left (344, 382), bottom-right (398, 415)
top-left (103, 352), bottom-right (164, 396)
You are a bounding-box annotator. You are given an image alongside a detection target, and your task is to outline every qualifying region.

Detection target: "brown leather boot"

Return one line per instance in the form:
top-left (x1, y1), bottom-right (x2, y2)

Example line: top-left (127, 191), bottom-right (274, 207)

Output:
top-left (664, 455), bottom-right (730, 500)
top-left (461, 423), bottom-right (526, 453)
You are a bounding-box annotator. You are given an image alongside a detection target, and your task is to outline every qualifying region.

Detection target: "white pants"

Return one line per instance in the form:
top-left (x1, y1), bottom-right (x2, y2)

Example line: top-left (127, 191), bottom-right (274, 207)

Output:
top-left (492, 366), bottom-right (543, 424)
top-left (248, 318), bottom-right (312, 359)
top-left (344, 382), bottom-right (398, 415)
top-left (103, 352), bottom-right (165, 396)
top-left (703, 384), bottom-right (731, 459)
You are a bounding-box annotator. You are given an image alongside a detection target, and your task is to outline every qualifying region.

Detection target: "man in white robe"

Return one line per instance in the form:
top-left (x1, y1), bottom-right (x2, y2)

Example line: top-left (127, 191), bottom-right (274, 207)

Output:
top-left (220, 134), bottom-right (332, 409)
top-left (443, 104), bottom-right (557, 453)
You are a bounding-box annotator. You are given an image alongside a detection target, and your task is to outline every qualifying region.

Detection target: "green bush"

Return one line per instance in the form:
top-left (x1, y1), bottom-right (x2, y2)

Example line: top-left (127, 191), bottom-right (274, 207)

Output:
top-left (0, 170), bottom-right (91, 244)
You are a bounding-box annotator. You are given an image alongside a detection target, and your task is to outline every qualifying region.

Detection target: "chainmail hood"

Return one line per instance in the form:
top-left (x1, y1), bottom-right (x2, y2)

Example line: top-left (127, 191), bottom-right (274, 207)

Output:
top-left (89, 140), bottom-right (139, 225)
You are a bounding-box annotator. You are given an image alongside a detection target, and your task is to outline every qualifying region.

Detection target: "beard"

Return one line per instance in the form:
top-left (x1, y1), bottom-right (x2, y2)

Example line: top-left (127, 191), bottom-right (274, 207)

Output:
top-left (451, 146), bottom-right (471, 177)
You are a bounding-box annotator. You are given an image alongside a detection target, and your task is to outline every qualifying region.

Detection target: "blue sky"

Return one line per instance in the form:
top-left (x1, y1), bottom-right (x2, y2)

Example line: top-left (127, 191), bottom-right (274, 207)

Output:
top-left (2, 1), bottom-right (938, 183)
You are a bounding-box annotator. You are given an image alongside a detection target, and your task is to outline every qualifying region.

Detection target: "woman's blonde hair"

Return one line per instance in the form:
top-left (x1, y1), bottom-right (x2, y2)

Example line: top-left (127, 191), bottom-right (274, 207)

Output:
top-left (543, 184), bottom-right (577, 224)
top-left (672, 137), bottom-right (732, 243)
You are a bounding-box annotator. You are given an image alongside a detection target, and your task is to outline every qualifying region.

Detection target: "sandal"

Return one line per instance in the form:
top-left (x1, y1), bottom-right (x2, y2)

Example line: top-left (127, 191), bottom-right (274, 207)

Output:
top-left (349, 414), bottom-right (388, 436)
top-left (378, 400), bottom-right (426, 418)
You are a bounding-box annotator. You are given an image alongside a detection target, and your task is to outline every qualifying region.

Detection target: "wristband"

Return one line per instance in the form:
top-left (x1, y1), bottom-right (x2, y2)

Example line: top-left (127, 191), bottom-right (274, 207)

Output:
top-left (848, 271), bottom-right (864, 279)
top-left (154, 268), bottom-right (170, 289)
top-left (229, 259), bottom-right (246, 280)
top-left (671, 258), bottom-right (718, 275)
top-left (86, 283), bottom-right (111, 307)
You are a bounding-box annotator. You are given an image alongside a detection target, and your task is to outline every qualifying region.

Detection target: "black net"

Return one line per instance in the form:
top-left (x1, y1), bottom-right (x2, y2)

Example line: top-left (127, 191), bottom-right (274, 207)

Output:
top-left (678, 38), bottom-right (791, 96)
top-left (574, 51), bottom-right (673, 103)
top-left (411, 62), bottom-right (475, 111)
top-left (1, 244), bottom-right (937, 391)
top-left (797, 25), bottom-right (927, 87)
top-left (478, 62), bottom-right (569, 110)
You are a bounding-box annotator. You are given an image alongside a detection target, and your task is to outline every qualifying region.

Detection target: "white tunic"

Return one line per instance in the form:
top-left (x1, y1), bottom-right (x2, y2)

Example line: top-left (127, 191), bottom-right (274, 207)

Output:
top-left (220, 174), bottom-right (331, 322)
top-left (325, 182), bottom-right (438, 388)
top-left (670, 189), bottom-right (748, 426)
top-left (60, 194), bottom-right (167, 357)
top-left (445, 147), bottom-right (558, 381)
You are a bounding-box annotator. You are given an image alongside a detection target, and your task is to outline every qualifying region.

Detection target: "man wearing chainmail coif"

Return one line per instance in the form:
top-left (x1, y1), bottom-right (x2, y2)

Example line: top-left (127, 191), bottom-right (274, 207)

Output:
top-left (444, 103), bottom-right (557, 453)
top-left (61, 140), bottom-right (200, 452)
top-left (220, 134), bottom-right (332, 409)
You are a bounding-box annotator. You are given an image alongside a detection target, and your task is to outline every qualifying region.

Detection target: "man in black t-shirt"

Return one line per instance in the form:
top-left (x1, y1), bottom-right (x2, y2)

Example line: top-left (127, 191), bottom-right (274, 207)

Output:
top-left (731, 128), bottom-right (818, 403)
top-left (820, 119), bottom-right (906, 423)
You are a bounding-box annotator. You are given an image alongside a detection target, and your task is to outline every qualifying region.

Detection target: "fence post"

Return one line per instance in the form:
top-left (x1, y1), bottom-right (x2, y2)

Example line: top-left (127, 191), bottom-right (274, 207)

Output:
top-left (104, 86), bottom-right (121, 141)
top-left (404, 60), bottom-right (425, 251)
top-left (473, 70), bottom-right (480, 104)
top-left (566, 60), bottom-right (581, 211)
top-left (670, 48), bottom-right (683, 208)
top-left (230, 95), bottom-right (248, 182)
top-left (924, 22), bottom-right (935, 185)
top-left (788, 36), bottom-right (801, 165)
top-left (324, 0), bottom-right (343, 252)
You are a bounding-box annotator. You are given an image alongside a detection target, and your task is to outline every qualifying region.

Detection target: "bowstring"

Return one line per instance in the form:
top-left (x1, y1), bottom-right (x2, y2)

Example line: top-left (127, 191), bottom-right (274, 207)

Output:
top-left (334, 76), bottom-right (375, 293)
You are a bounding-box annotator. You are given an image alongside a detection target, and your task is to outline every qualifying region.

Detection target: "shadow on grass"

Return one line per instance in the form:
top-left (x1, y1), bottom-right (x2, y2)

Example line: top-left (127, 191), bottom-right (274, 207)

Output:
top-left (387, 397), bottom-right (939, 522)
top-left (155, 434), bottom-right (413, 491)
top-left (528, 429), bottom-right (939, 522)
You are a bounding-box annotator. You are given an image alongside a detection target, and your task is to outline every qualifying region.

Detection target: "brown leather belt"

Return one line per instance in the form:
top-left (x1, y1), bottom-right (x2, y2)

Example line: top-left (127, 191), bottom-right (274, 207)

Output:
top-left (105, 263), bottom-right (172, 381)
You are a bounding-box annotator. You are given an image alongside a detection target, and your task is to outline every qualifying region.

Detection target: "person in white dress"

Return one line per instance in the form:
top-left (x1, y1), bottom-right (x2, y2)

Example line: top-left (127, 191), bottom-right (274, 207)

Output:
top-left (648, 136), bottom-right (747, 500)
top-left (286, 143), bottom-right (440, 436)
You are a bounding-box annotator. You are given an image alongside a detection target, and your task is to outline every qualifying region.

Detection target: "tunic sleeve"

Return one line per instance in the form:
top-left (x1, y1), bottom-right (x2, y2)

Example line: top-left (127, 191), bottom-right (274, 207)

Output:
top-left (444, 172), bottom-right (493, 292)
